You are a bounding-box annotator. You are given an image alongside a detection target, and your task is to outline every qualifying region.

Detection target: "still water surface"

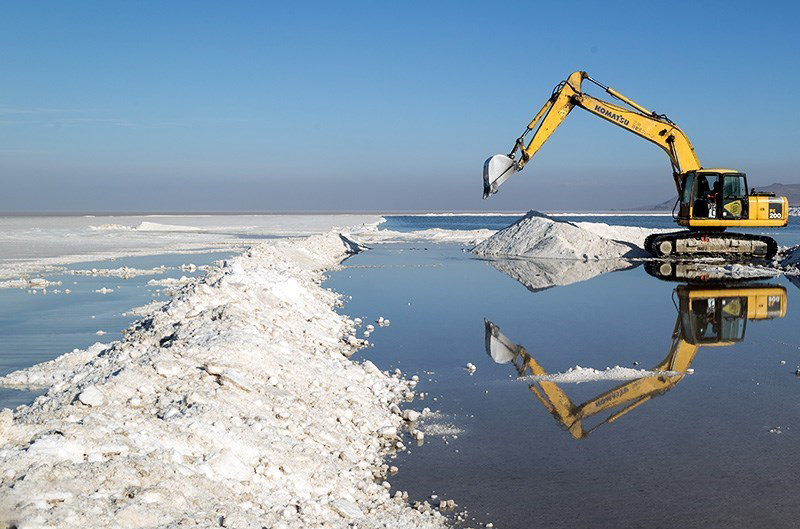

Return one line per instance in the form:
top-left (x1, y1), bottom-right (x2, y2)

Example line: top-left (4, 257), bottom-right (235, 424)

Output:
top-left (328, 241), bottom-right (800, 529)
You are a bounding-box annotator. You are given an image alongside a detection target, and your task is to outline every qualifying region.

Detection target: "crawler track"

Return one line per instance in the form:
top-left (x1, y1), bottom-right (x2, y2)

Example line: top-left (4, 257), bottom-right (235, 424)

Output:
top-left (644, 231), bottom-right (778, 260)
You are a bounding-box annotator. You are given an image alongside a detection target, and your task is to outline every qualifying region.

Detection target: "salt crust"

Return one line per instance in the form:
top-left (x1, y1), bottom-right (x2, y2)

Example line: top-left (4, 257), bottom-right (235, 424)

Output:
top-left (0, 231), bottom-right (445, 529)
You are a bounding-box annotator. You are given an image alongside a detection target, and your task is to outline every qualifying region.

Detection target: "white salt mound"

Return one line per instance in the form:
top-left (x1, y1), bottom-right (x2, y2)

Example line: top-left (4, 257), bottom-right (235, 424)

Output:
top-left (473, 210), bottom-right (642, 260)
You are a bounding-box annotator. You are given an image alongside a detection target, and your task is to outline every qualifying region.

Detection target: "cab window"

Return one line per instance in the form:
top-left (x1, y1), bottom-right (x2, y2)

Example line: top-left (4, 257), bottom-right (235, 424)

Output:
top-left (681, 173), bottom-right (694, 206)
top-left (723, 174), bottom-right (746, 199)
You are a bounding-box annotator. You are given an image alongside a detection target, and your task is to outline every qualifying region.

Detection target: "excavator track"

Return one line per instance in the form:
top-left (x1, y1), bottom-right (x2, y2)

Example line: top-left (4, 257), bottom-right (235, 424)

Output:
top-left (644, 231), bottom-right (778, 260)
top-left (643, 261), bottom-right (773, 283)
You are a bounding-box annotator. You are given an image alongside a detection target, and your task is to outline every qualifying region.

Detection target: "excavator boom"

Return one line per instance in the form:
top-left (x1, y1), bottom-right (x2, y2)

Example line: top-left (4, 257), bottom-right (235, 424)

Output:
top-left (484, 71), bottom-right (700, 197)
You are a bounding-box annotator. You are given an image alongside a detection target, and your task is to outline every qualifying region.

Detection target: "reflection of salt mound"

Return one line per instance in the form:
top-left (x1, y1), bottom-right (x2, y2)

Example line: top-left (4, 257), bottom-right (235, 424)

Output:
top-left (134, 221), bottom-right (200, 232)
top-left (488, 258), bottom-right (637, 291)
top-left (473, 210), bottom-right (641, 260)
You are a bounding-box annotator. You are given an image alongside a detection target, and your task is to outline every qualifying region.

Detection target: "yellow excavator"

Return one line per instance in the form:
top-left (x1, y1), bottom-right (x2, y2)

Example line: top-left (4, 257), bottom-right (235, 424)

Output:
top-left (483, 71), bottom-right (789, 259)
top-left (484, 282), bottom-right (787, 439)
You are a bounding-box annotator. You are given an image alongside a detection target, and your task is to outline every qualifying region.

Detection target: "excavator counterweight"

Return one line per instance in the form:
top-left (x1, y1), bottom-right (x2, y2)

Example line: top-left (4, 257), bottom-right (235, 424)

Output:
top-left (484, 71), bottom-right (789, 259)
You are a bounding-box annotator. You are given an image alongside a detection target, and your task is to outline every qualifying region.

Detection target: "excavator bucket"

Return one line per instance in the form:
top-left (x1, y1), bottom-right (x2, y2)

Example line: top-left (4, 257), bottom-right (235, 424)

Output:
top-left (483, 154), bottom-right (517, 198)
top-left (484, 320), bottom-right (518, 364)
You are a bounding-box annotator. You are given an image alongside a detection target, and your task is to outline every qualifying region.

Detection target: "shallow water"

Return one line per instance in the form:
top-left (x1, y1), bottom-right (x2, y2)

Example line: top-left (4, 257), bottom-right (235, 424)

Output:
top-left (328, 242), bottom-right (800, 529)
top-left (0, 251), bottom-right (233, 409)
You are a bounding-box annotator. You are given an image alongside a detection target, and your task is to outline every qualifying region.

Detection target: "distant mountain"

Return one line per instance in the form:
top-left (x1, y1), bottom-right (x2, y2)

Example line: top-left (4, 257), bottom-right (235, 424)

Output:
top-left (631, 197), bottom-right (677, 211)
top-left (635, 182), bottom-right (800, 211)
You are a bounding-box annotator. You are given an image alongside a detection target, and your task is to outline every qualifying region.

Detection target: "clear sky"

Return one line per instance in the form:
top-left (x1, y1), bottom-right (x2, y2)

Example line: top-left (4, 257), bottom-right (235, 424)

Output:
top-left (1, 0), bottom-right (798, 212)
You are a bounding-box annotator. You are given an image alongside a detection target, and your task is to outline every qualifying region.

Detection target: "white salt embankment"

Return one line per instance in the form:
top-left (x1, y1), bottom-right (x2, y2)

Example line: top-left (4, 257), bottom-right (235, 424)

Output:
top-left (473, 210), bottom-right (652, 260)
top-left (0, 231), bottom-right (444, 529)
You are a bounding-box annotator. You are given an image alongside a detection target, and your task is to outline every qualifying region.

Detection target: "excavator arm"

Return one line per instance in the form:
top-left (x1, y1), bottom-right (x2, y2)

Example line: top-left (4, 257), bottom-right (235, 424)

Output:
top-left (484, 71), bottom-right (701, 198)
top-left (485, 318), bottom-right (695, 440)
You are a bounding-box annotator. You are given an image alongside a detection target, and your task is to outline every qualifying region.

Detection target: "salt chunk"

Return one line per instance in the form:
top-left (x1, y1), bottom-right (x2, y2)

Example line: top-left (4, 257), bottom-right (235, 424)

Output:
top-left (330, 498), bottom-right (364, 519)
top-left (205, 363), bottom-right (225, 375)
top-left (402, 409), bottom-right (420, 422)
top-left (186, 392), bottom-right (205, 405)
top-left (155, 360), bottom-right (181, 377)
top-left (378, 426), bottom-right (397, 438)
top-left (26, 435), bottom-right (85, 463)
top-left (208, 450), bottom-right (252, 481)
top-left (78, 385), bottom-right (105, 407)
top-left (220, 371), bottom-right (254, 392)
top-left (0, 408), bottom-right (12, 441)
top-left (115, 504), bottom-right (161, 527)
top-left (362, 360), bottom-right (382, 377)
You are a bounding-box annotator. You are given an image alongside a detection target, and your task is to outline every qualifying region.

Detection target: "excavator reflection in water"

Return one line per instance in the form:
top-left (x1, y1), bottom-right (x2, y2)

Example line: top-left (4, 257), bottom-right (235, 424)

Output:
top-left (484, 283), bottom-right (787, 440)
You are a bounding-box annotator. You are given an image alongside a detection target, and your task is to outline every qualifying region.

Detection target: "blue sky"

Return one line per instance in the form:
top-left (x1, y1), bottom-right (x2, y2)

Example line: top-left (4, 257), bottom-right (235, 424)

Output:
top-left (1, 1), bottom-right (798, 212)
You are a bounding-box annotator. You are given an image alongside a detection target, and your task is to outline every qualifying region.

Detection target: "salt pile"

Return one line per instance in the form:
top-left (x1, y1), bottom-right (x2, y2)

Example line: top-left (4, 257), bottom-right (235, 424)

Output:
top-left (523, 365), bottom-right (681, 384)
top-left (0, 231), bottom-right (444, 529)
top-left (473, 210), bottom-right (644, 260)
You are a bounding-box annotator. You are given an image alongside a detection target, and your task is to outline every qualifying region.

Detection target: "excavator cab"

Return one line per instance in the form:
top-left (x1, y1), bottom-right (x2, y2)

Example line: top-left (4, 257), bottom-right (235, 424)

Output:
top-left (484, 282), bottom-right (787, 439)
top-left (678, 284), bottom-right (785, 347)
top-left (678, 170), bottom-right (749, 224)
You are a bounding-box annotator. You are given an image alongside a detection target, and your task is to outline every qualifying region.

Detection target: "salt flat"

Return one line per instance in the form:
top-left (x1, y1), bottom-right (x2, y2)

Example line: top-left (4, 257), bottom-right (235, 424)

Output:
top-left (0, 214), bottom-right (382, 280)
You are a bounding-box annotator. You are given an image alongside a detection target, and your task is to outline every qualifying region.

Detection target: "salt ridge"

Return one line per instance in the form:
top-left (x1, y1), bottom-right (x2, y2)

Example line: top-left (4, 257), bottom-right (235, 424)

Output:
top-left (0, 231), bottom-right (445, 529)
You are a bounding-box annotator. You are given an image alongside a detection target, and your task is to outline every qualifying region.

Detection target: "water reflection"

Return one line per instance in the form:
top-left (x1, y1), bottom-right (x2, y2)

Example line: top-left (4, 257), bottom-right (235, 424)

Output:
top-left (485, 257), bottom-right (638, 291)
top-left (485, 282), bottom-right (787, 439)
